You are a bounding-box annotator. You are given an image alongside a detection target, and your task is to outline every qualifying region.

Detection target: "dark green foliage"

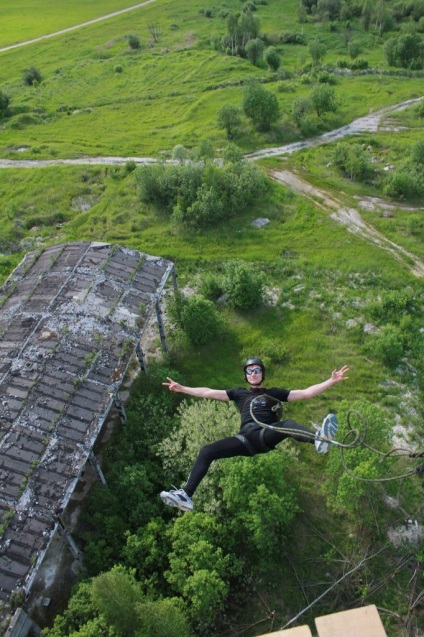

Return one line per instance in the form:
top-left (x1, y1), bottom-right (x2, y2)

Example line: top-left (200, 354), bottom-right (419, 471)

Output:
top-left (384, 33), bottom-right (424, 68)
top-left (0, 91), bottom-right (10, 118)
top-left (369, 324), bottom-right (405, 367)
top-left (308, 39), bottom-right (327, 66)
top-left (177, 294), bottom-right (226, 347)
top-left (242, 82), bottom-right (280, 130)
top-left (135, 156), bottom-right (266, 228)
top-left (310, 83), bottom-right (337, 116)
top-left (263, 45), bottom-right (281, 70)
top-left (45, 567), bottom-right (192, 637)
top-left (23, 66), bottom-right (42, 85)
top-left (217, 104), bottom-right (242, 138)
top-left (166, 513), bottom-right (242, 635)
top-left (348, 39), bottom-right (361, 60)
top-left (292, 96), bottom-right (311, 125)
top-left (369, 289), bottom-right (415, 323)
top-left (223, 259), bottom-right (265, 309)
top-left (333, 142), bottom-right (372, 181)
top-left (245, 37), bottom-right (265, 65)
top-left (128, 34), bottom-right (141, 49)
top-left (323, 400), bottom-right (392, 524)
top-left (220, 453), bottom-right (299, 568)
top-left (197, 271), bottom-right (224, 300)
top-left (350, 57), bottom-right (368, 69)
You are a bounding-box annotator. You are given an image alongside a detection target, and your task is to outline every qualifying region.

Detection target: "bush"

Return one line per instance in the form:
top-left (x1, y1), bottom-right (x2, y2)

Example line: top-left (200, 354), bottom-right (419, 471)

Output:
top-left (197, 272), bottom-right (224, 300)
top-left (350, 57), bottom-right (368, 69)
top-left (223, 260), bottom-right (264, 309)
top-left (128, 34), bottom-right (141, 49)
top-left (263, 46), bottom-right (281, 71)
top-left (369, 324), bottom-right (405, 368)
top-left (245, 37), bottom-right (265, 65)
top-left (179, 295), bottom-right (226, 347)
top-left (23, 66), bottom-right (42, 85)
top-left (114, 65), bottom-right (123, 73)
top-left (0, 91), bottom-right (10, 118)
top-left (279, 32), bottom-right (305, 44)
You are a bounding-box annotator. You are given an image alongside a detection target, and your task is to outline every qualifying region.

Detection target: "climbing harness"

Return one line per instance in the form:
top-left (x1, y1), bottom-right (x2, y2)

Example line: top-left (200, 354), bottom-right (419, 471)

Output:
top-left (249, 396), bottom-right (424, 483)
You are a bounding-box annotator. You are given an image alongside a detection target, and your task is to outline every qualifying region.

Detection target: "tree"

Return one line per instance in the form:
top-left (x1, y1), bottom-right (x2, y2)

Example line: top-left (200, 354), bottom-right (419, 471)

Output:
top-left (297, 1), bottom-right (308, 32)
top-left (308, 39), bottom-right (327, 66)
top-left (310, 84), bottom-right (337, 116)
top-left (333, 142), bottom-right (371, 181)
top-left (395, 33), bottom-right (424, 68)
top-left (147, 21), bottom-right (161, 44)
top-left (245, 37), bottom-right (265, 65)
top-left (323, 400), bottom-right (392, 527)
top-left (166, 513), bottom-right (241, 633)
top-left (242, 82), bottom-right (280, 130)
top-left (238, 9), bottom-right (260, 47)
top-left (172, 144), bottom-right (188, 163)
top-left (217, 103), bottom-right (242, 138)
top-left (0, 91), bottom-right (10, 118)
top-left (263, 46), bottom-right (281, 71)
top-left (292, 96), bottom-right (311, 125)
top-left (361, 0), bottom-right (372, 31)
top-left (220, 453), bottom-right (299, 567)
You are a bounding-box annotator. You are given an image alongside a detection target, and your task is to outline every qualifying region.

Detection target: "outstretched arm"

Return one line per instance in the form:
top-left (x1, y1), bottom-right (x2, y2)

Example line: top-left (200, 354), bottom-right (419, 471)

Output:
top-left (163, 377), bottom-right (229, 401)
top-left (287, 366), bottom-right (349, 402)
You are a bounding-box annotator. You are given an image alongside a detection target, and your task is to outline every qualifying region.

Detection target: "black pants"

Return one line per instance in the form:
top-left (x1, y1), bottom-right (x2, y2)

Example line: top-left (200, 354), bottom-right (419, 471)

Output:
top-left (184, 419), bottom-right (314, 497)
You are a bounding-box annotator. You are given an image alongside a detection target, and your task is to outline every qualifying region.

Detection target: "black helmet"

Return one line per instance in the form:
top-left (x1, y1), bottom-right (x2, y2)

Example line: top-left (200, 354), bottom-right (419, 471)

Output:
top-left (243, 357), bottom-right (265, 381)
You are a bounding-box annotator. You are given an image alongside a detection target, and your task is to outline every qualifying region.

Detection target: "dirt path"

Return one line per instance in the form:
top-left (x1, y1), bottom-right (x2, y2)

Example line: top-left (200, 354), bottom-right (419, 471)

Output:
top-left (0, 0), bottom-right (158, 53)
top-left (1, 94), bottom-right (423, 277)
top-left (270, 168), bottom-right (424, 277)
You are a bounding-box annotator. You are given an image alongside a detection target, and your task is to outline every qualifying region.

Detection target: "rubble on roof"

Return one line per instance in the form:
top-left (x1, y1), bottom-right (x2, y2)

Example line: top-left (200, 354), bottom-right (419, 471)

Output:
top-left (0, 242), bottom-right (175, 612)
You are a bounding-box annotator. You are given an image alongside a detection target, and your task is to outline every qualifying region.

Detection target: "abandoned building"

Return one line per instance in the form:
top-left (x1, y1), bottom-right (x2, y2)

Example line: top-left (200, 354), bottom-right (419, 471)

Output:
top-left (0, 242), bottom-right (177, 635)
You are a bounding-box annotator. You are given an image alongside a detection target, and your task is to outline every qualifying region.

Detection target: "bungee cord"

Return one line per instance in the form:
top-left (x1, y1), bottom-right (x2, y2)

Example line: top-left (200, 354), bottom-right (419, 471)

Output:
top-left (249, 397), bottom-right (424, 483)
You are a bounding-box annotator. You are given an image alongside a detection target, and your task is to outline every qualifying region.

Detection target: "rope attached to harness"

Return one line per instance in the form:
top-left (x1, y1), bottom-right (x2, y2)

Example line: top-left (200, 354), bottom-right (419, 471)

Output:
top-left (249, 397), bottom-right (424, 483)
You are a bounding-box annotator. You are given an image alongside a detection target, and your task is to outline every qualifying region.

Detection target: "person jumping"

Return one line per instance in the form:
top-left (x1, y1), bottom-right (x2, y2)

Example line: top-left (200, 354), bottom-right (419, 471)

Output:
top-left (160, 358), bottom-right (349, 512)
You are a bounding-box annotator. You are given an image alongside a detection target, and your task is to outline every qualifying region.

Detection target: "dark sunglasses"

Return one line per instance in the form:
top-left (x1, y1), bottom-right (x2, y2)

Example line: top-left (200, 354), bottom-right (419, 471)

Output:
top-left (246, 368), bottom-right (262, 375)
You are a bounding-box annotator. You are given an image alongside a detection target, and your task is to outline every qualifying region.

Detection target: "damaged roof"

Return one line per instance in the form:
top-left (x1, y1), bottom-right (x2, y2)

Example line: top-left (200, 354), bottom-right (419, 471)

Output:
top-left (0, 242), bottom-right (175, 605)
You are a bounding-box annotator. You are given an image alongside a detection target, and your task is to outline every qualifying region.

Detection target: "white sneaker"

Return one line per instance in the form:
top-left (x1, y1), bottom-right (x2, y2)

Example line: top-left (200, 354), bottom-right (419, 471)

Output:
top-left (160, 487), bottom-right (193, 512)
top-left (315, 413), bottom-right (339, 454)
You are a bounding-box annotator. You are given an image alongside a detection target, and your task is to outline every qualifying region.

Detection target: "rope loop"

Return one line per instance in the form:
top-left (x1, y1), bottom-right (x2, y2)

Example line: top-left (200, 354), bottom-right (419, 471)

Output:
top-left (248, 398), bottom-right (423, 483)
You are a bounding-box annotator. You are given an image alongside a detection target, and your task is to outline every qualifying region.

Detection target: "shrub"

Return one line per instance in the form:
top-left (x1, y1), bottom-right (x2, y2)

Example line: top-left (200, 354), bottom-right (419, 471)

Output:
top-left (128, 34), bottom-right (141, 49)
top-left (279, 32), bottom-right (305, 45)
top-left (197, 272), bottom-right (224, 300)
top-left (263, 46), bottom-right (281, 71)
top-left (0, 91), bottom-right (10, 118)
top-left (23, 66), bottom-right (42, 85)
top-left (384, 167), bottom-right (424, 198)
top-left (245, 38), bottom-right (265, 65)
top-left (217, 104), bottom-right (241, 138)
top-left (350, 57), bottom-right (368, 69)
top-left (179, 295), bottom-right (226, 347)
top-left (114, 65), bottom-right (123, 73)
top-left (369, 324), bottom-right (405, 368)
top-left (223, 260), bottom-right (264, 309)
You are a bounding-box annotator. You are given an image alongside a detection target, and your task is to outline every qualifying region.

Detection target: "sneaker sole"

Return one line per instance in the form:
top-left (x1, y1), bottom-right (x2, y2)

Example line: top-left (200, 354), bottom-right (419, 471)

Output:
top-left (160, 492), bottom-right (193, 512)
top-left (315, 414), bottom-right (338, 454)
